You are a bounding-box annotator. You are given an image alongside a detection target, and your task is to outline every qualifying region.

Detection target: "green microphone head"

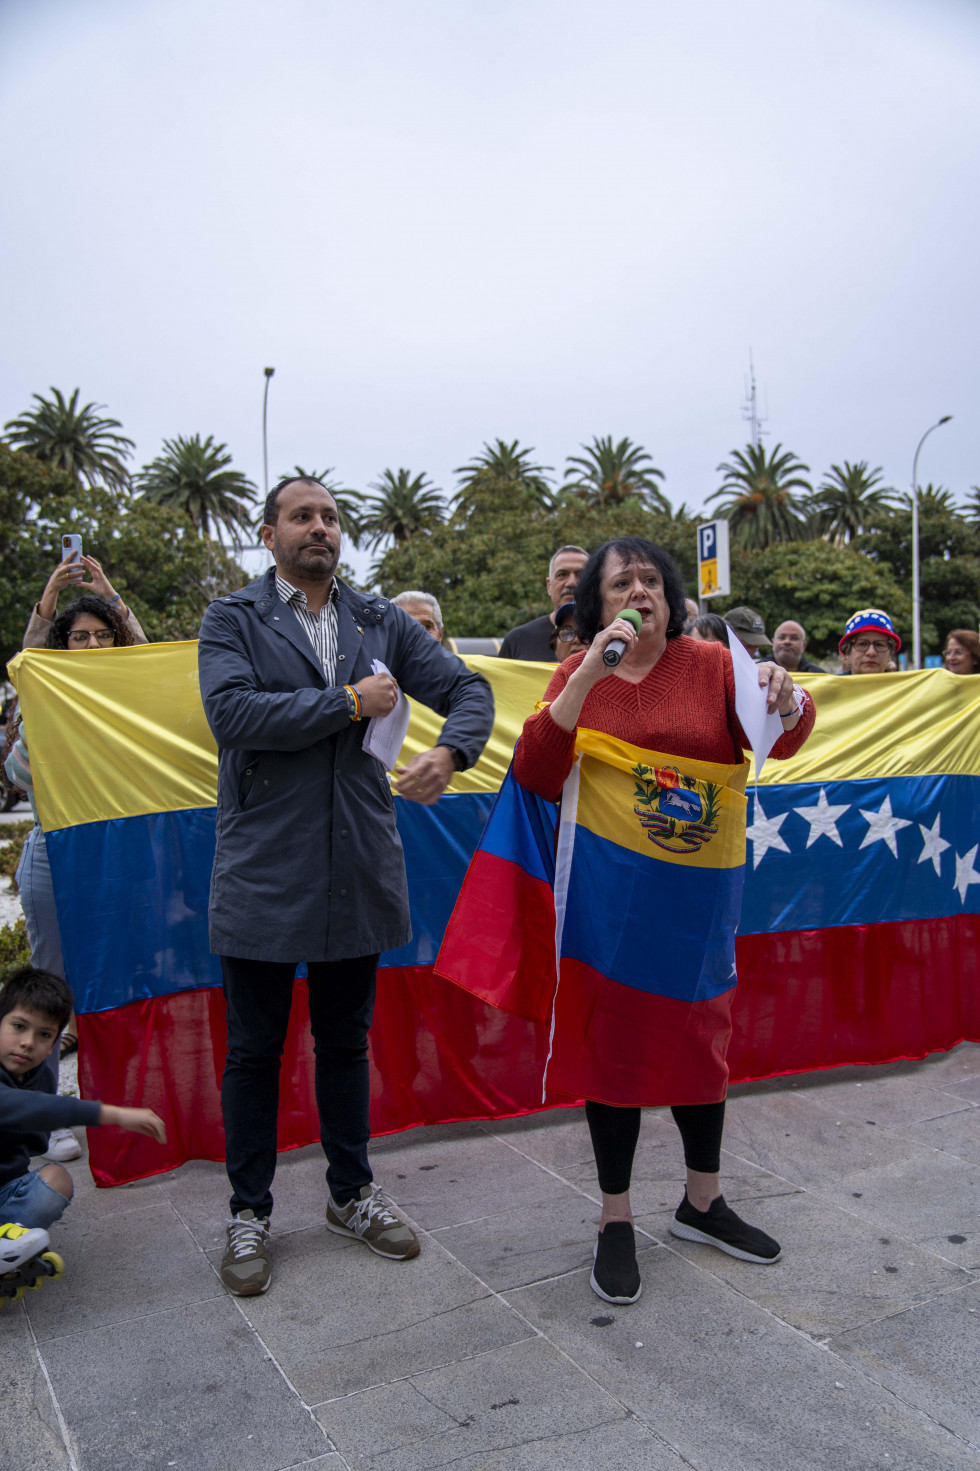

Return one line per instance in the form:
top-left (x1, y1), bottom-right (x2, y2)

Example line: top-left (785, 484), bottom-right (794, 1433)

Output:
top-left (602, 607), bottom-right (642, 665)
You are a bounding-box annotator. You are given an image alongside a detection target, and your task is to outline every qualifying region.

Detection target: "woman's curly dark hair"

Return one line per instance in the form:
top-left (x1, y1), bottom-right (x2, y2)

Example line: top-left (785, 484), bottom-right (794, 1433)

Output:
top-left (46, 595), bottom-right (133, 650)
top-left (574, 537), bottom-right (689, 643)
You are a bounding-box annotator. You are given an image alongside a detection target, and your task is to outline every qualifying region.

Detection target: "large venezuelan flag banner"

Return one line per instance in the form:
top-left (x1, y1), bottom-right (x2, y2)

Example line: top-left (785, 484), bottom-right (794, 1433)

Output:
top-left (8, 645), bottom-right (980, 1186)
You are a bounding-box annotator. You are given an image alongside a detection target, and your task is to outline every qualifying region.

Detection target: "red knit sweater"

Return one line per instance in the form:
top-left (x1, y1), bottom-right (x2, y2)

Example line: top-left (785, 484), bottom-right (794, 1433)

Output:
top-left (514, 635), bottom-right (815, 803)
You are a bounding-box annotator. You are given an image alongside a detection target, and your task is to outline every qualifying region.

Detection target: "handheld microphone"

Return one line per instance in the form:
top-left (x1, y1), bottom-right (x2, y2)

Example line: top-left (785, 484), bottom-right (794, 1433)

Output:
top-left (602, 607), bottom-right (643, 666)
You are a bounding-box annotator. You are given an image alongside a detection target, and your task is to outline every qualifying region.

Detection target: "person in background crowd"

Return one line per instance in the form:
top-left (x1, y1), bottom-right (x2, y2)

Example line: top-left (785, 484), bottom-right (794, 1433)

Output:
top-left (197, 475), bottom-right (494, 1299)
top-left (689, 613), bottom-right (730, 647)
top-left (771, 621), bottom-right (824, 675)
top-left (498, 546), bottom-right (589, 661)
top-left (944, 629), bottom-right (980, 675)
top-left (683, 598), bottom-right (699, 633)
top-left (3, 582), bottom-right (142, 1163)
top-left (393, 591), bottom-right (444, 643)
top-left (25, 555), bottom-right (147, 649)
top-left (551, 601), bottom-right (588, 663)
top-left (724, 606), bottom-right (770, 659)
top-left (838, 609), bottom-right (901, 675)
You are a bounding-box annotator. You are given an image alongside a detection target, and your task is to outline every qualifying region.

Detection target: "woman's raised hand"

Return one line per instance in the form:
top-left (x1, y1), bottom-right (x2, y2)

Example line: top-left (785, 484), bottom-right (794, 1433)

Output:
top-left (38, 559), bottom-right (84, 620)
top-left (574, 616), bottom-right (640, 685)
top-left (755, 660), bottom-right (797, 716)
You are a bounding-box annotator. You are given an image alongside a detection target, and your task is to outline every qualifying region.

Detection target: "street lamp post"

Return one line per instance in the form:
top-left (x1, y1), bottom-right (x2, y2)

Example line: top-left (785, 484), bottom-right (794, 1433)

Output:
top-left (262, 367), bottom-right (276, 501)
top-left (910, 415), bottom-right (952, 670)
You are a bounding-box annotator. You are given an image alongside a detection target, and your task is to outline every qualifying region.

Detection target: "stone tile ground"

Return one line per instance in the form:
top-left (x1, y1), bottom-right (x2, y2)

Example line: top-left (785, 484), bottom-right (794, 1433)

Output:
top-left (2, 1046), bottom-right (980, 1470)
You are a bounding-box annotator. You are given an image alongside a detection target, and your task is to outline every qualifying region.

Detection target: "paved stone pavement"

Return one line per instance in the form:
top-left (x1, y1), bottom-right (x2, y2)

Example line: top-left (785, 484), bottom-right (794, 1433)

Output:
top-left (3, 1044), bottom-right (980, 1471)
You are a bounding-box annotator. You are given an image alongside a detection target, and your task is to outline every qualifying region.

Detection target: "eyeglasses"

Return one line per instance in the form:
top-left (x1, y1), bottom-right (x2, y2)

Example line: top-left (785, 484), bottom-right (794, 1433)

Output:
top-left (851, 639), bottom-right (891, 654)
top-left (557, 629), bottom-right (579, 642)
top-left (67, 628), bottom-right (114, 645)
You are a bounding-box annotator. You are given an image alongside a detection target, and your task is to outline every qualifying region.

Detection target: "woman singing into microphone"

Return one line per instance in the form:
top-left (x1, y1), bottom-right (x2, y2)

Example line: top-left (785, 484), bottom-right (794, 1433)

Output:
top-left (513, 538), bottom-right (815, 1304)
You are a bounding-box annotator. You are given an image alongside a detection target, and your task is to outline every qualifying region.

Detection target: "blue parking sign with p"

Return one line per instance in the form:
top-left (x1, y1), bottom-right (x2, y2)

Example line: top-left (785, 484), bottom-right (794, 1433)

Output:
top-left (696, 518), bottom-right (729, 599)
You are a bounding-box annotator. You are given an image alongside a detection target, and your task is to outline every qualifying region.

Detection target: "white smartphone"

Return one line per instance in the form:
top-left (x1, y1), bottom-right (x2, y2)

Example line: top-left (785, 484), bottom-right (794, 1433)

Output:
top-left (61, 533), bottom-right (83, 582)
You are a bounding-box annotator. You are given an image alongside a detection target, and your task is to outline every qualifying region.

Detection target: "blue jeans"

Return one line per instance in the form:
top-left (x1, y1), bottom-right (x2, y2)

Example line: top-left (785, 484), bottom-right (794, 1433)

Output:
top-left (0, 1169), bottom-right (70, 1230)
top-left (16, 824), bottom-right (65, 1093)
top-left (221, 954), bottom-right (379, 1219)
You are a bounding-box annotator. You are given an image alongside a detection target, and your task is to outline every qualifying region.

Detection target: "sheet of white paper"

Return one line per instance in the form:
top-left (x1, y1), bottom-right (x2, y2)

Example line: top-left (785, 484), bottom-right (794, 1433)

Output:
top-left (728, 634), bottom-right (784, 784)
top-left (361, 659), bottom-right (412, 770)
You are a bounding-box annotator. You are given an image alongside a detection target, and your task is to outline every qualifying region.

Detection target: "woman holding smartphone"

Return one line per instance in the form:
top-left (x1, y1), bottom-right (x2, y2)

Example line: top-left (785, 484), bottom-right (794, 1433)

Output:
top-left (24, 550), bottom-right (147, 649)
top-left (3, 559), bottom-right (147, 1160)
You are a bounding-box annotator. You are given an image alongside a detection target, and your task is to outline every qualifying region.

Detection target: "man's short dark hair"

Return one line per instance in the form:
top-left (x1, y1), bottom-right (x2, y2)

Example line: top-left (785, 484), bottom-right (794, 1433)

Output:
top-left (0, 966), bottom-right (73, 1034)
top-left (574, 537), bottom-right (688, 643)
top-left (263, 475), bottom-right (327, 528)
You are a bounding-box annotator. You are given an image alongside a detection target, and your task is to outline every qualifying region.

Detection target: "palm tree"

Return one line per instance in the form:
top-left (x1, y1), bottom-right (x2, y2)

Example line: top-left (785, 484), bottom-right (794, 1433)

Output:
top-left (136, 434), bottom-right (257, 541)
top-left (277, 466), bottom-right (362, 545)
top-left (808, 460), bottom-right (896, 543)
top-left (453, 439), bottom-right (554, 514)
top-left (965, 486), bottom-right (980, 525)
top-left (562, 435), bottom-right (669, 512)
top-left (899, 483), bottom-right (957, 514)
top-left (708, 442), bottom-right (811, 549)
top-left (3, 387), bottom-right (134, 491)
top-left (359, 469), bottom-right (445, 551)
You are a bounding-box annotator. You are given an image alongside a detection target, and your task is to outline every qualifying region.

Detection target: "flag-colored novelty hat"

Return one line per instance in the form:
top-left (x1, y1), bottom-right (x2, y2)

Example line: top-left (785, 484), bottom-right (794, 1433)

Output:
top-left (839, 609), bottom-right (901, 654)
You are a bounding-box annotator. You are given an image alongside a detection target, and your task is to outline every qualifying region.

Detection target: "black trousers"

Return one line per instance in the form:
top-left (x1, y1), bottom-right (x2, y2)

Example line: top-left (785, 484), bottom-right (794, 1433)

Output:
top-left (221, 953), bottom-right (379, 1219)
top-left (585, 1100), bottom-right (726, 1196)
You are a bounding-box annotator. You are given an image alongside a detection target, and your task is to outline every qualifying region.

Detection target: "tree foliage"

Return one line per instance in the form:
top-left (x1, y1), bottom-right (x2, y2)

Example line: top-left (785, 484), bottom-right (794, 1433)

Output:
top-left (562, 435), bottom-right (669, 513)
top-left (856, 499), bottom-right (980, 651)
top-left (713, 540), bottom-right (910, 658)
top-left (3, 387), bottom-right (135, 492)
top-left (136, 433), bottom-right (257, 541)
top-left (709, 442), bottom-right (812, 549)
top-left (373, 487), bottom-right (696, 638)
top-left (360, 469), bottom-right (445, 552)
top-left (453, 440), bottom-right (554, 516)
top-left (965, 486), bottom-right (980, 526)
top-left (0, 445), bottom-right (245, 666)
top-left (808, 460), bottom-right (896, 543)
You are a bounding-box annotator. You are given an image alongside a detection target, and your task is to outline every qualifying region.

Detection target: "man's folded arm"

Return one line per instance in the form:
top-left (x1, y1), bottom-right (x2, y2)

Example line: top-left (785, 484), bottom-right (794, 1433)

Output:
top-left (393, 617), bottom-right (495, 770)
top-left (198, 603), bottom-right (350, 751)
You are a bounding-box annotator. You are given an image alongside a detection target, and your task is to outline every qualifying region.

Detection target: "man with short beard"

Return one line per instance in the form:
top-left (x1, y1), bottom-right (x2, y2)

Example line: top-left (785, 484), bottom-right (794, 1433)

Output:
top-left (197, 476), bottom-right (493, 1297)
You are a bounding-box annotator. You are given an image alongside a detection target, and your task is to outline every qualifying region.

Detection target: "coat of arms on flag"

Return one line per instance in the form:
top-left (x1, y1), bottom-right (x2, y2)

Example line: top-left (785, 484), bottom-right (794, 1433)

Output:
top-left (632, 761), bottom-right (723, 854)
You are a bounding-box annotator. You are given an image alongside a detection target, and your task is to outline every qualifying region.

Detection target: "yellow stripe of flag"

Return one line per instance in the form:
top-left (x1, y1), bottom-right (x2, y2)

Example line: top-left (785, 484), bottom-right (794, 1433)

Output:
top-left (574, 728), bottom-right (748, 870)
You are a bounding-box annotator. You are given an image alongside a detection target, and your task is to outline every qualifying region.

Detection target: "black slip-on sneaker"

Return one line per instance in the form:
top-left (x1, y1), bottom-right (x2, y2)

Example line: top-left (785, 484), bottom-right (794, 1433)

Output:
top-left (669, 1192), bottom-right (781, 1263)
top-left (590, 1220), bottom-right (642, 1304)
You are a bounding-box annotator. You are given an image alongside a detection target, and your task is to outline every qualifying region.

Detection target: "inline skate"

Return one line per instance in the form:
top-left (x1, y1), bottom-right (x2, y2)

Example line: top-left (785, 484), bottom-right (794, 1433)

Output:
top-left (0, 1222), bottom-right (64, 1307)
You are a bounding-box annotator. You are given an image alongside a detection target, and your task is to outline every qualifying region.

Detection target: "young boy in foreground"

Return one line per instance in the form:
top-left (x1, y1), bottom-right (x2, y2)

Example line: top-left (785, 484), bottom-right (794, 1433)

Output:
top-left (0, 966), bottom-right (165, 1230)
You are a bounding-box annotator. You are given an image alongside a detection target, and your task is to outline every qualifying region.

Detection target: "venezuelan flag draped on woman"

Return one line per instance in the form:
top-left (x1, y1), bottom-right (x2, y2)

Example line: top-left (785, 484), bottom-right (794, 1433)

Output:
top-left (438, 538), bottom-right (814, 1303)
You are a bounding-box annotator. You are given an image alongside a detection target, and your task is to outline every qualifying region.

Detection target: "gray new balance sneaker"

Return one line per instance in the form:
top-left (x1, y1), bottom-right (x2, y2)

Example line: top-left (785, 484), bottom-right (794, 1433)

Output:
top-left (220, 1210), bottom-right (271, 1295)
top-left (326, 1185), bottom-right (420, 1260)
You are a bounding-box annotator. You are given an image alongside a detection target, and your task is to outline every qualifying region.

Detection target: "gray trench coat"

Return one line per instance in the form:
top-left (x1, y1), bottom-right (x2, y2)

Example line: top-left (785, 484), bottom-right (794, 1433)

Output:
top-left (197, 570), bottom-right (494, 963)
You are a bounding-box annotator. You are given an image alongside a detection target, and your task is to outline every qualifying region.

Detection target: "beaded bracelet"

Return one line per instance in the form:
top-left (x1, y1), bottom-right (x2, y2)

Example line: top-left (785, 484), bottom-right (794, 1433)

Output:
top-left (343, 685), bottom-right (362, 722)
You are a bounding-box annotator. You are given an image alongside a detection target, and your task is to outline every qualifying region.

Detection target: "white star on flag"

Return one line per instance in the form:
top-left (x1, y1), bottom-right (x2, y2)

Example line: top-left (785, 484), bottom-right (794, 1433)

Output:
top-left (793, 788), bottom-right (850, 849)
top-left (953, 846), bottom-right (980, 906)
top-left (858, 795), bottom-right (912, 859)
top-left (746, 796), bottom-right (791, 870)
top-left (917, 814), bottom-right (951, 878)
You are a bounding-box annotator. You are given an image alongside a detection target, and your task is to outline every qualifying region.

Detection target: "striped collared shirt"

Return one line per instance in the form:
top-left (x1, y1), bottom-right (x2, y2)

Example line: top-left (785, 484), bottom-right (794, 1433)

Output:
top-left (275, 573), bottom-right (340, 684)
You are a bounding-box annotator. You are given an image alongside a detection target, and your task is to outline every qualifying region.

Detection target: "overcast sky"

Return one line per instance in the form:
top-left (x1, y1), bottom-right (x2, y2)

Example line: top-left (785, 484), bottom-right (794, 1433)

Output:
top-left (1, 0), bottom-right (977, 580)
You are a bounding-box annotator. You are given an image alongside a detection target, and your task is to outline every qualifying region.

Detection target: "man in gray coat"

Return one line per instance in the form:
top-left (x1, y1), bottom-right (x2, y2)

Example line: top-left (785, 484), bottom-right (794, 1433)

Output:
top-left (197, 476), bottom-right (494, 1296)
